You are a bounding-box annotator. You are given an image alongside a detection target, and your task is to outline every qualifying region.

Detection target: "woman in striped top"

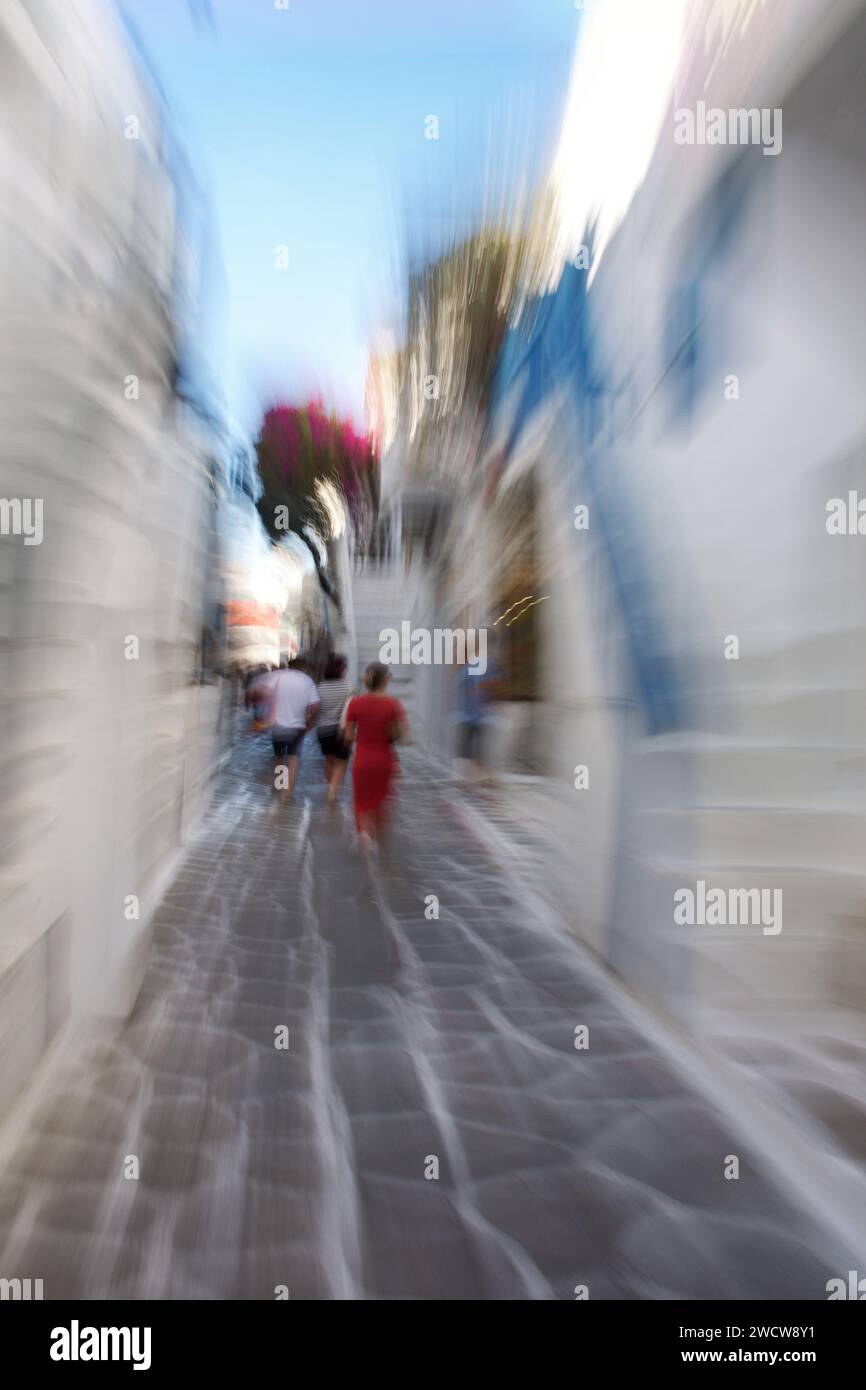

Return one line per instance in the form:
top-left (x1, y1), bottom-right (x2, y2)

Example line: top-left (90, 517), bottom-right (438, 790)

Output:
top-left (316, 652), bottom-right (353, 805)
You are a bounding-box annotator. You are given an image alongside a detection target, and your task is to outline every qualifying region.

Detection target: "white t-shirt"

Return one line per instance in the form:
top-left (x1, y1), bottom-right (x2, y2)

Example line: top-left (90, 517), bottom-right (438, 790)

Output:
top-left (271, 670), bottom-right (319, 730)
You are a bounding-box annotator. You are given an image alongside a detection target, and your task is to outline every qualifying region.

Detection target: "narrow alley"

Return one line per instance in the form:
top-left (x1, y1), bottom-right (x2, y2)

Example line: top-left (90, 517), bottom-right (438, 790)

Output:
top-left (0, 734), bottom-right (855, 1300)
top-left (3, 0), bottom-right (866, 1330)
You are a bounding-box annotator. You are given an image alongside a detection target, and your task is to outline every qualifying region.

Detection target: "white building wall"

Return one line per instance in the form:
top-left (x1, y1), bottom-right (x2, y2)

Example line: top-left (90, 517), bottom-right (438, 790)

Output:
top-left (540, 0), bottom-right (866, 1024)
top-left (0, 0), bottom-right (227, 1117)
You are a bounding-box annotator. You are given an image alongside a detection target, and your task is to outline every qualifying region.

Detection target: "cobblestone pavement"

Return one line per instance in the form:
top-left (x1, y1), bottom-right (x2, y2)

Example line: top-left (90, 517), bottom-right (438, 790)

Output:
top-left (0, 736), bottom-right (857, 1299)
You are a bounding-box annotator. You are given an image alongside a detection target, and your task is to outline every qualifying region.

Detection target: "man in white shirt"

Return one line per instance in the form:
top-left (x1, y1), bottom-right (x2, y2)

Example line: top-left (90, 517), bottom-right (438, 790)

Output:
top-left (267, 657), bottom-right (320, 798)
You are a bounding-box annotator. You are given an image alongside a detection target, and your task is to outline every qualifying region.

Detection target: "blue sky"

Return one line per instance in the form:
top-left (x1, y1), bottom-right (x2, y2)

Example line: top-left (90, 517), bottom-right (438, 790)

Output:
top-left (115, 0), bottom-right (579, 440)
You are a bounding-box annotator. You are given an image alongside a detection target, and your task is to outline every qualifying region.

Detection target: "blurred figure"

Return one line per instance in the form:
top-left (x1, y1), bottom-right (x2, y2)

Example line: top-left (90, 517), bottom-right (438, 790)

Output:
top-left (267, 656), bottom-right (320, 799)
top-left (245, 663), bottom-right (277, 733)
top-left (453, 645), bottom-right (502, 789)
top-left (343, 663), bottom-right (408, 853)
top-left (316, 652), bottom-right (353, 805)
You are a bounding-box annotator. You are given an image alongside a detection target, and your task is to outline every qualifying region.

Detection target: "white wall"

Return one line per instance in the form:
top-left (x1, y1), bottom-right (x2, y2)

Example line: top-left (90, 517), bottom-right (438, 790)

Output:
top-left (436, 1), bottom-right (866, 1026)
top-left (558, 0), bottom-right (866, 1021)
top-left (0, 1), bottom-right (227, 1117)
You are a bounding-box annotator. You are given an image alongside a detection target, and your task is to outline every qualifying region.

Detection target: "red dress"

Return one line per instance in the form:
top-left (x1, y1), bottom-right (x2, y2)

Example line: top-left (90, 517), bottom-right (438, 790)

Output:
top-left (345, 694), bottom-right (404, 829)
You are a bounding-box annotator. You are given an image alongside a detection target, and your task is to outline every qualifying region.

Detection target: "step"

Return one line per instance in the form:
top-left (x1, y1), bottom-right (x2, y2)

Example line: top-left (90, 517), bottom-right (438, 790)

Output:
top-left (636, 806), bottom-right (866, 873)
top-left (609, 856), bottom-right (866, 1016)
top-left (634, 737), bottom-right (866, 810)
top-left (693, 687), bottom-right (866, 743)
top-left (717, 629), bottom-right (866, 688)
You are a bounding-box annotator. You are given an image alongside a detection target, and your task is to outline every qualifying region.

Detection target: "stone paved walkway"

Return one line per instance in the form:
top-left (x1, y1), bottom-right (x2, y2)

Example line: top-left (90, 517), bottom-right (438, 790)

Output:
top-left (0, 735), bottom-right (856, 1299)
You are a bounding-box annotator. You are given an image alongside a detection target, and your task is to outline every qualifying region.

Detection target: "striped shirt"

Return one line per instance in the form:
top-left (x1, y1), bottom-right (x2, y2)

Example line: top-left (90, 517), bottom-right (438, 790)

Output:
top-left (317, 676), bottom-right (352, 729)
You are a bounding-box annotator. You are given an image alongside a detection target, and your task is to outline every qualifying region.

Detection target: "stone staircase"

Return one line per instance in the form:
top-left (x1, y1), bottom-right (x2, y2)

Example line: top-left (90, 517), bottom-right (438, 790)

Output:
top-left (598, 652), bottom-right (866, 1205)
top-left (610, 674), bottom-right (866, 1025)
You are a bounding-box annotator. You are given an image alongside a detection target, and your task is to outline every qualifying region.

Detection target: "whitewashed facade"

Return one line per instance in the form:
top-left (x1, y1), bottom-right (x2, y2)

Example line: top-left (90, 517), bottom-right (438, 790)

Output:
top-left (0, 0), bottom-right (228, 1117)
top-left (472, 0), bottom-right (866, 1038)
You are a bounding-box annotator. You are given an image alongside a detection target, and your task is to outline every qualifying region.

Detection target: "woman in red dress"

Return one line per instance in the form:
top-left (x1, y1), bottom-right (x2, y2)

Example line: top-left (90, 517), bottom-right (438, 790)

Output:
top-left (343, 663), bottom-right (408, 851)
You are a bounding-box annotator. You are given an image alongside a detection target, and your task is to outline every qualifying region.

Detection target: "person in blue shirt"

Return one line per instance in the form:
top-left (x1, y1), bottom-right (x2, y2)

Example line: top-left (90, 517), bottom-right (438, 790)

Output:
top-left (453, 650), bottom-right (503, 786)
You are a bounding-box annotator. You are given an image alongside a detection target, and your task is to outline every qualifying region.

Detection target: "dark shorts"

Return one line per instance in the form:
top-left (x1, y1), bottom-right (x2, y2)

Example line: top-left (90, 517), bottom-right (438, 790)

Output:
top-left (272, 728), bottom-right (305, 758)
top-left (458, 721), bottom-right (484, 760)
top-left (318, 727), bottom-right (350, 760)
